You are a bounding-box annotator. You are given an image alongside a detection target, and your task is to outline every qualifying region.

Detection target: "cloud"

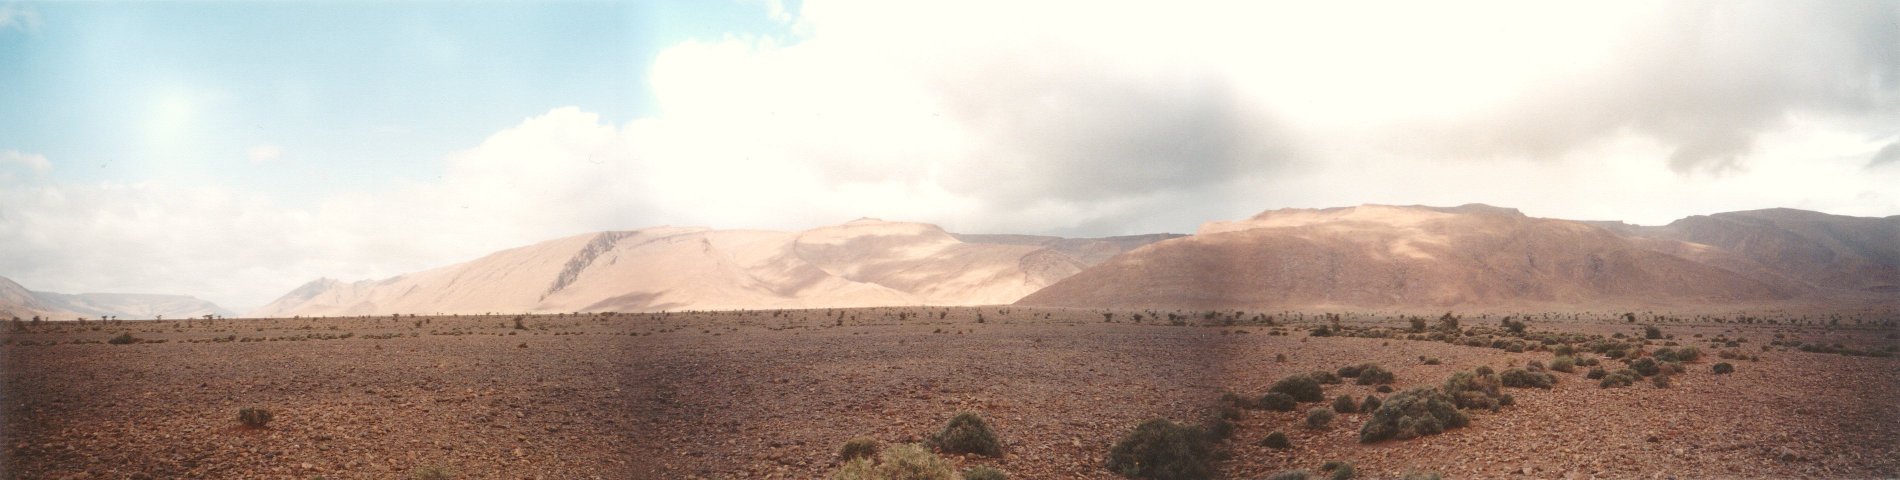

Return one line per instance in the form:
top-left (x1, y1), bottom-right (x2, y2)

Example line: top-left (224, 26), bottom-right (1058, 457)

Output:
top-left (0, 3), bottom-right (41, 33)
top-left (245, 144), bottom-right (284, 164)
top-left (1872, 141), bottom-right (1900, 168)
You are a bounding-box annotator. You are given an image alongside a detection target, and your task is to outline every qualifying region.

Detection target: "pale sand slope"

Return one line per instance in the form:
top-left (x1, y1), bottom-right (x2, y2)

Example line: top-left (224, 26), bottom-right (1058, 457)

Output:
top-left (1016, 204), bottom-right (1890, 310)
top-left (0, 275), bottom-right (232, 320)
top-left (251, 219), bottom-right (1146, 317)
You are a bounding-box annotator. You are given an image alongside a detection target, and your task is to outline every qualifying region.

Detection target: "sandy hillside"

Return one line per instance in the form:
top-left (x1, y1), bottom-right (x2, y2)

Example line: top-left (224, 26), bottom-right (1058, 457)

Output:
top-left (0, 275), bottom-right (229, 321)
top-left (251, 219), bottom-right (1159, 317)
top-left (1017, 204), bottom-right (1836, 310)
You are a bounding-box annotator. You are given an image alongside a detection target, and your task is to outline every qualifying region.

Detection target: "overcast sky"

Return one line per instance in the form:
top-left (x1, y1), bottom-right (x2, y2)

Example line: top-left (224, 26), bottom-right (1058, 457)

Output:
top-left (2, 0), bottom-right (1897, 311)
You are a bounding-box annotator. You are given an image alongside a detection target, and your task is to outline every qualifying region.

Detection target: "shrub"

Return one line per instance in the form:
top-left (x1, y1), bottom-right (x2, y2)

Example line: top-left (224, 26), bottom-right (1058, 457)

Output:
top-left (1360, 395), bottom-right (1381, 412)
top-left (932, 412), bottom-right (1001, 456)
top-left (834, 443), bottom-right (955, 480)
top-left (1586, 367), bottom-right (1607, 380)
top-left (1201, 411), bottom-right (1236, 441)
top-left (1270, 374), bottom-right (1325, 402)
top-left (1644, 326), bottom-right (1663, 339)
top-left (1306, 407), bottom-right (1336, 429)
top-left (1553, 344), bottom-right (1577, 356)
top-left (1661, 361), bottom-right (1686, 375)
top-left (1499, 368), bottom-right (1556, 389)
top-left (1403, 472), bottom-right (1443, 480)
top-left (1337, 364), bottom-right (1367, 377)
top-left (1325, 461), bottom-right (1356, 480)
top-left (1630, 358), bottom-right (1660, 377)
top-left (1409, 317), bottom-right (1428, 332)
top-left (1265, 470), bottom-right (1310, 480)
top-left (1359, 387), bottom-right (1468, 443)
top-left (1354, 365), bottom-right (1395, 385)
top-left (1650, 374), bottom-right (1671, 388)
top-left (238, 407), bottom-right (273, 428)
top-left (1375, 385), bottom-right (1393, 393)
top-left (1442, 371), bottom-right (1508, 411)
top-left (1549, 356), bottom-right (1577, 373)
top-left (1107, 419), bottom-right (1214, 480)
top-left (1259, 392), bottom-right (1298, 411)
top-left (1712, 362), bottom-right (1735, 374)
top-left (840, 437), bottom-right (880, 461)
top-left (1261, 430), bottom-right (1291, 450)
top-left (108, 332), bottom-right (138, 345)
top-left (412, 465), bottom-right (455, 480)
top-left (1332, 395), bottom-right (1357, 413)
top-left (962, 466), bottom-right (1007, 480)
top-left (1307, 371), bottom-right (1344, 385)
top-left (1599, 370), bottom-right (1639, 388)
top-left (1474, 365), bottom-right (1495, 377)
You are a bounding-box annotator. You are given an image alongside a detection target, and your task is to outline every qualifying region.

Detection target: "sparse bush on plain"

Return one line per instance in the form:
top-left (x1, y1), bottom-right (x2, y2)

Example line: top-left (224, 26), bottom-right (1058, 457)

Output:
top-left (1499, 368), bottom-right (1556, 389)
top-left (1645, 326), bottom-right (1664, 340)
top-left (412, 465), bottom-right (455, 480)
top-left (238, 407), bottom-right (273, 428)
top-left (1106, 419), bottom-right (1214, 480)
top-left (1549, 356), bottom-right (1577, 373)
top-left (840, 436), bottom-right (880, 462)
top-left (1442, 370), bottom-right (1510, 411)
top-left (834, 443), bottom-right (956, 480)
top-left (1265, 470), bottom-right (1311, 480)
top-left (962, 466), bottom-right (1007, 480)
top-left (1599, 369), bottom-right (1639, 388)
top-left (1359, 387), bottom-right (1468, 443)
top-left (1586, 367), bottom-right (1608, 379)
top-left (1354, 365), bottom-right (1395, 385)
top-left (1630, 357), bottom-right (1660, 377)
top-left (932, 412), bottom-right (1002, 456)
top-left (1306, 407), bottom-right (1336, 429)
top-left (1360, 395), bottom-right (1381, 412)
top-left (1325, 461), bottom-right (1356, 480)
top-left (108, 332), bottom-right (138, 345)
top-left (1650, 374), bottom-right (1671, 388)
top-left (1261, 430), bottom-right (1291, 450)
top-left (1307, 371), bottom-right (1343, 385)
top-left (1332, 394), bottom-right (1357, 413)
top-left (1260, 392), bottom-right (1298, 411)
top-left (1271, 374), bottom-right (1325, 402)
top-left (1712, 362), bottom-right (1735, 374)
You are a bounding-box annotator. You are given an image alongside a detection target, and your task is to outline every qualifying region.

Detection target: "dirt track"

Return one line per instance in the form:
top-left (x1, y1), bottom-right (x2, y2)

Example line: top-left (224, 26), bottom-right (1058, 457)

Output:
top-left (3, 308), bottom-right (1897, 479)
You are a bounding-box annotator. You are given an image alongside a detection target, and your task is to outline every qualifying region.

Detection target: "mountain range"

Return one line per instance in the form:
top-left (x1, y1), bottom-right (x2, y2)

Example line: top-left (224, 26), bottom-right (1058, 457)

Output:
top-left (6, 204), bottom-right (1894, 318)
top-left (0, 276), bottom-right (234, 320)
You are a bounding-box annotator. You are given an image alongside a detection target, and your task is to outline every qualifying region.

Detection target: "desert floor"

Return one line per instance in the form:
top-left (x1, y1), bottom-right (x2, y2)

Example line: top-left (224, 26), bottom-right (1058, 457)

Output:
top-left (3, 307), bottom-right (1896, 479)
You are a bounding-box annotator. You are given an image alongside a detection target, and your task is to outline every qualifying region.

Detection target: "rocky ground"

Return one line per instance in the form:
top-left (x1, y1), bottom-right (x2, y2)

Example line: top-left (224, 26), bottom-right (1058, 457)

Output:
top-left (2, 308), bottom-right (1896, 479)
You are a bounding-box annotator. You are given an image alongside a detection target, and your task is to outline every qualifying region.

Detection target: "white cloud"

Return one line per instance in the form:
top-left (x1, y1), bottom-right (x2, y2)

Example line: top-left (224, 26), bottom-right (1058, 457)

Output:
top-left (4, 0), bottom-right (1898, 310)
top-left (245, 144), bottom-right (284, 164)
top-left (0, 3), bottom-right (41, 33)
top-left (1, 150), bottom-right (50, 173)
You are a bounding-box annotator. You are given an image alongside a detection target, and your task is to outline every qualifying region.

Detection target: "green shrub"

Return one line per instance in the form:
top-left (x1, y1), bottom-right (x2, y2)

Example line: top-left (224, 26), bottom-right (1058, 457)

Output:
top-left (1271, 374), bottom-right (1325, 402)
top-left (962, 466), bottom-right (1007, 480)
top-left (1553, 344), bottom-right (1577, 356)
top-left (1375, 385), bottom-right (1394, 393)
top-left (108, 332), bottom-right (138, 345)
top-left (1261, 430), bottom-right (1291, 450)
top-left (834, 443), bottom-right (955, 480)
top-left (1403, 472), bottom-right (1443, 480)
top-left (1712, 362), bottom-right (1735, 374)
top-left (1499, 368), bottom-right (1556, 389)
top-left (1337, 364), bottom-right (1367, 378)
top-left (1359, 387), bottom-right (1468, 443)
top-left (1201, 411), bottom-right (1236, 441)
top-left (1332, 395), bottom-right (1357, 413)
top-left (1474, 365), bottom-right (1495, 376)
top-left (1360, 395), bottom-right (1381, 412)
top-left (1644, 325), bottom-right (1663, 339)
top-left (840, 437), bottom-right (880, 461)
top-left (411, 465), bottom-right (455, 480)
top-left (1265, 470), bottom-right (1310, 480)
top-left (1630, 357), bottom-right (1660, 377)
top-left (1599, 370), bottom-right (1639, 388)
top-left (1585, 367), bottom-right (1607, 380)
top-left (1107, 419), bottom-right (1214, 480)
top-left (1549, 356), bottom-right (1577, 373)
top-left (1307, 371), bottom-right (1344, 385)
top-left (1306, 407), bottom-right (1336, 429)
top-left (1259, 392), bottom-right (1298, 411)
top-left (1354, 365), bottom-right (1394, 385)
top-left (1650, 374), bottom-right (1671, 388)
top-left (932, 412), bottom-right (1001, 456)
top-left (1324, 461), bottom-right (1356, 480)
top-left (238, 407), bottom-right (273, 428)
top-left (1442, 371), bottom-right (1508, 411)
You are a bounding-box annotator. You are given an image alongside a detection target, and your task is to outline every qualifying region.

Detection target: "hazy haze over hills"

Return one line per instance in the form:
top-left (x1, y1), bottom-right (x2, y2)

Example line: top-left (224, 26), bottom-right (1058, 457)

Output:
top-left (0, 275), bottom-right (234, 320)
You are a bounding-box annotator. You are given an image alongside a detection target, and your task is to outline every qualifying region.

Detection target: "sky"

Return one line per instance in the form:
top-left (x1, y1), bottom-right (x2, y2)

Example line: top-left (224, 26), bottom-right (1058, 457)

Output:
top-left (1, 0), bottom-right (1897, 311)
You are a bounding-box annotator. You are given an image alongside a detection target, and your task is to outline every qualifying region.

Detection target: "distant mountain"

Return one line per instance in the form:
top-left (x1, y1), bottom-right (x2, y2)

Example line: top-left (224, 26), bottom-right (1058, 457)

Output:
top-left (0, 275), bottom-right (234, 320)
top-left (951, 233), bottom-right (1187, 265)
top-left (1015, 204), bottom-right (1890, 310)
top-left (250, 219), bottom-right (1175, 317)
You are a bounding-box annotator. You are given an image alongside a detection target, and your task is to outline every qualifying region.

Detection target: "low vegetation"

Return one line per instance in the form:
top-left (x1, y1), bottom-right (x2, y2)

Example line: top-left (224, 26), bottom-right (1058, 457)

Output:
top-left (931, 412), bottom-right (1002, 456)
top-left (1261, 430), bottom-right (1291, 450)
top-left (1306, 407), bottom-right (1336, 429)
top-left (1270, 374), bottom-right (1326, 402)
top-left (1499, 368), bottom-right (1557, 389)
top-left (839, 436), bottom-right (880, 461)
top-left (238, 407), bottom-right (273, 428)
top-left (1107, 419), bottom-right (1215, 480)
top-left (834, 443), bottom-right (956, 480)
top-left (1360, 387), bottom-right (1468, 443)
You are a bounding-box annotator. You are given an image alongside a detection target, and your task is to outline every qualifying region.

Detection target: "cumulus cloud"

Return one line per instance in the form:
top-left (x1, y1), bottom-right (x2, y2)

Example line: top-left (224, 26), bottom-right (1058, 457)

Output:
top-left (5, 0), bottom-right (1899, 310)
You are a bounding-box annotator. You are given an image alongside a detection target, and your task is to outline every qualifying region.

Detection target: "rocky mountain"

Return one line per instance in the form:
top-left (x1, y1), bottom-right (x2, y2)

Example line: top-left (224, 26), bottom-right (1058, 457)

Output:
top-left (0, 275), bottom-right (234, 320)
top-left (250, 219), bottom-right (1174, 317)
top-left (1015, 204), bottom-right (1890, 310)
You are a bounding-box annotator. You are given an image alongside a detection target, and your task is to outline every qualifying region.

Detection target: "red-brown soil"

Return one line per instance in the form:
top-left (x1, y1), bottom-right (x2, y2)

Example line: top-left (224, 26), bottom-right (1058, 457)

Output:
top-left (3, 308), bottom-right (1896, 479)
